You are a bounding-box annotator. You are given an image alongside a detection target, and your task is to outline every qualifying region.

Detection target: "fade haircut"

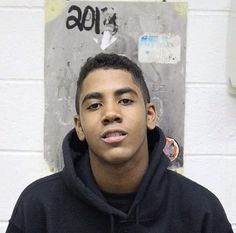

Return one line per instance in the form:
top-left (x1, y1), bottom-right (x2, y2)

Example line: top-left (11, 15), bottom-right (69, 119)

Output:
top-left (75, 53), bottom-right (151, 114)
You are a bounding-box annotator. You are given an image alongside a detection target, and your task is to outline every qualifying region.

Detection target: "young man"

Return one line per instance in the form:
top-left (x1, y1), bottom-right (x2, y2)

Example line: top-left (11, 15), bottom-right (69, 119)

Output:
top-left (6, 53), bottom-right (233, 233)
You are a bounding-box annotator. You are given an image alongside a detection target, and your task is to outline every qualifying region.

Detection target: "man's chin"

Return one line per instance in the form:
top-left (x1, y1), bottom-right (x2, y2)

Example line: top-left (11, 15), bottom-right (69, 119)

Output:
top-left (104, 154), bottom-right (133, 166)
top-left (94, 150), bottom-right (134, 166)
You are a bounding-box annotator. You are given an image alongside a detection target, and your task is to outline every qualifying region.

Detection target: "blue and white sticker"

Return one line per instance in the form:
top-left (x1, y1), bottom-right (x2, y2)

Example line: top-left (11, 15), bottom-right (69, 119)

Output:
top-left (138, 34), bottom-right (181, 64)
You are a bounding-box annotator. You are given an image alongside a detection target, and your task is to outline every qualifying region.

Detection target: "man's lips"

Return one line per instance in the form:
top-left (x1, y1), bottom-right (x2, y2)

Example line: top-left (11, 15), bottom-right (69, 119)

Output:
top-left (101, 129), bottom-right (127, 144)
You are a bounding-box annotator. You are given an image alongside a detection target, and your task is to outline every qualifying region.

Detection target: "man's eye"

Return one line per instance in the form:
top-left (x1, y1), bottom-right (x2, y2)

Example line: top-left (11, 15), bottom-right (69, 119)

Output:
top-left (87, 103), bottom-right (102, 110)
top-left (119, 99), bottom-right (133, 105)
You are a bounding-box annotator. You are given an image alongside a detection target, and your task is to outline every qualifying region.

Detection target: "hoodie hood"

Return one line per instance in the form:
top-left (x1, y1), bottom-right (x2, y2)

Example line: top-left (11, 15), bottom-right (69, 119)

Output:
top-left (61, 126), bottom-right (170, 225)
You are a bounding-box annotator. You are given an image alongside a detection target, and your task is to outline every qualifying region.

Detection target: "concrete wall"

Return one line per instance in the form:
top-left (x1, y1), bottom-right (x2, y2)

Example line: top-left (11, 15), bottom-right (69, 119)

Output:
top-left (0, 0), bottom-right (235, 232)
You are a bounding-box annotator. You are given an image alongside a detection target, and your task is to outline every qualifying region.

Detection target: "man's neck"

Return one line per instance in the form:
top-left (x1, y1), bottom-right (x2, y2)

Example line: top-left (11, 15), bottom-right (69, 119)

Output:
top-left (89, 149), bottom-right (149, 194)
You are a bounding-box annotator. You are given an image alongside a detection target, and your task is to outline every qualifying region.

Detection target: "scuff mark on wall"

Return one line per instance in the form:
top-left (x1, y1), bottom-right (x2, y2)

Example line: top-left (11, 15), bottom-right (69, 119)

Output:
top-left (45, 0), bottom-right (67, 23)
top-left (175, 3), bottom-right (187, 16)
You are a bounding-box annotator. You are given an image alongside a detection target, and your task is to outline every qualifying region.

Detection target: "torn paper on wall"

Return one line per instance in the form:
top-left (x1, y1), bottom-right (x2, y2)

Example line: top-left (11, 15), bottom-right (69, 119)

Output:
top-left (138, 34), bottom-right (181, 64)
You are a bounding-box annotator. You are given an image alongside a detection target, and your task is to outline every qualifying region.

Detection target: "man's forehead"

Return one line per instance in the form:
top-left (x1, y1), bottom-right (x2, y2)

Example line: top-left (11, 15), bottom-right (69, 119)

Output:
top-left (80, 68), bottom-right (140, 93)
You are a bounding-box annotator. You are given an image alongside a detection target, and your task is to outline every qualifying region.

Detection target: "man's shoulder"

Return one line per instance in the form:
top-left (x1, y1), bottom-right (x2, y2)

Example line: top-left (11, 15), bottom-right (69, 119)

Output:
top-left (164, 170), bottom-right (232, 231)
top-left (24, 172), bottom-right (62, 190)
top-left (166, 169), bottom-right (224, 210)
top-left (16, 172), bottom-right (64, 204)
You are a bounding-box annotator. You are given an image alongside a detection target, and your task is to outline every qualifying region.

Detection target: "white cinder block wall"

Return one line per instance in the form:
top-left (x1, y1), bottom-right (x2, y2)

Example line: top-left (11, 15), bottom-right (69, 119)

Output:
top-left (0, 0), bottom-right (235, 232)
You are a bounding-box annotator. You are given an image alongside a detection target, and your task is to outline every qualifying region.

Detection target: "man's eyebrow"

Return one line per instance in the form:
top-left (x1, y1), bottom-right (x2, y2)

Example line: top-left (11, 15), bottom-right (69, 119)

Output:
top-left (81, 92), bottom-right (102, 105)
top-left (114, 87), bottom-right (139, 97)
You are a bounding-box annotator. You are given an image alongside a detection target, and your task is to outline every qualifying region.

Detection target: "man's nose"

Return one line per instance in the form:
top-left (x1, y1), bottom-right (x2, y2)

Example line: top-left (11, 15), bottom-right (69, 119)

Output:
top-left (101, 103), bottom-right (122, 125)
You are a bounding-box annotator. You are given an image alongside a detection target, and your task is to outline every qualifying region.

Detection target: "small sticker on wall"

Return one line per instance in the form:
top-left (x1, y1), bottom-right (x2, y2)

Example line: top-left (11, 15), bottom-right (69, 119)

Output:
top-left (138, 34), bottom-right (181, 64)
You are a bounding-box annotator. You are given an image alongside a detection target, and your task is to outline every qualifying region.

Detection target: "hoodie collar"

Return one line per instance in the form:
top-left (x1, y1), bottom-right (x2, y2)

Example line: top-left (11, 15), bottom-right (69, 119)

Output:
top-left (61, 127), bottom-right (170, 220)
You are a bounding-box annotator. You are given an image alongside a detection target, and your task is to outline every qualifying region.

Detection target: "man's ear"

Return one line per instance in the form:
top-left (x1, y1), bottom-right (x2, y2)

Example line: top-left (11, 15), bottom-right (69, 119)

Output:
top-left (74, 115), bottom-right (85, 141)
top-left (146, 103), bottom-right (157, 130)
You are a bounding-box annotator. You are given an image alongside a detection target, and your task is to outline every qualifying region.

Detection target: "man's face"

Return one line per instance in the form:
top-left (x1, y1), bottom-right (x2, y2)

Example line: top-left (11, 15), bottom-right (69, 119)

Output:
top-left (75, 69), bottom-right (156, 166)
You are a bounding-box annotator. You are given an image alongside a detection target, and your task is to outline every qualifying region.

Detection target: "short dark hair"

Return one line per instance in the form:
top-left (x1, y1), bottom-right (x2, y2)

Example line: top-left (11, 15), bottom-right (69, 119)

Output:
top-left (75, 53), bottom-right (150, 114)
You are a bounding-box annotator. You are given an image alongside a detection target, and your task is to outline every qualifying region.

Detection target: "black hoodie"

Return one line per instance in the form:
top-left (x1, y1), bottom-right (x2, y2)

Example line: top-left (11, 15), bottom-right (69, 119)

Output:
top-left (6, 127), bottom-right (233, 233)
